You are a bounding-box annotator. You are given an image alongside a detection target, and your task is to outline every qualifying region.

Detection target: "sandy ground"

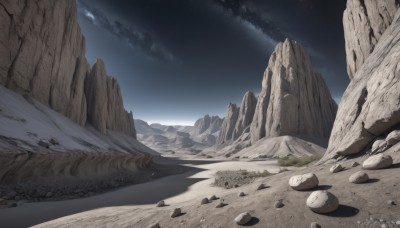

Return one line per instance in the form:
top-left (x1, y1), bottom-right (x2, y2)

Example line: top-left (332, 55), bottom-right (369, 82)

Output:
top-left (0, 157), bottom-right (282, 227)
top-left (31, 154), bottom-right (400, 228)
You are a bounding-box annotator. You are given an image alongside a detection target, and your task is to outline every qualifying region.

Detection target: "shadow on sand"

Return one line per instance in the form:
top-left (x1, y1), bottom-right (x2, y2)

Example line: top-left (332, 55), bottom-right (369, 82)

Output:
top-left (324, 205), bottom-right (359, 217)
top-left (243, 217), bottom-right (260, 226)
top-left (300, 185), bottom-right (332, 192)
top-left (0, 160), bottom-right (214, 228)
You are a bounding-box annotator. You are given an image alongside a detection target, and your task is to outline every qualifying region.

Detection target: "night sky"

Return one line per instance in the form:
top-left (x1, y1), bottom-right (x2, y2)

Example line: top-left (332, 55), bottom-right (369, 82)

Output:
top-left (77, 0), bottom-right (349, 125)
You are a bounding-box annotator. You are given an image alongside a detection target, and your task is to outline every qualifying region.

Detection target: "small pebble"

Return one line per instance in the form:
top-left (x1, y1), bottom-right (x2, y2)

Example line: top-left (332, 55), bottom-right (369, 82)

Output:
top-left (396, 221), bottom-right (400, 225)
top-left (387, 200), bottom-right (396, 205)
top-left (274, 200), bottom-right (284, 208)
top-left (310, 222), bottom-right (321, 228)
top-left (148, 223), bottom-right (160, 228)
top-left (239, 192), bottom-right (245, 197)
top-left (381, 224), bottom-right (387, 228)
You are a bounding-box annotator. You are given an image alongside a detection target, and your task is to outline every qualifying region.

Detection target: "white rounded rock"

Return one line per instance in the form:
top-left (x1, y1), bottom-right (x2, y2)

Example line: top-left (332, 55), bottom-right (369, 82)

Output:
top-left (330, 164), bottom-right (344, 173)
top-left (386, 130), bottom-right (400, 146)
top-left (306, 190), bottom-right (339, 214)
top-left (362, 154), bottom-right (393, 170)
top-left (234, 212), bottom-right (252, 225)
top-left (371, 139), bottom-right (388, 153)
top-left (289, 173), bottom-right (319, 190)
top-left (156, 200), bottom-right (165, 207)
top-left (349, 171), bottom-right (369, 184)
top-left (170, 208), bottom-right (181, 218)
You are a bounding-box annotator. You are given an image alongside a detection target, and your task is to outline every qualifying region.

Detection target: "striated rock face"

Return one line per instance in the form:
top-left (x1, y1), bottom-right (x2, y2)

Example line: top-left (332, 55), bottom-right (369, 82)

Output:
top-left (0, 0), bottom-right (88, 125)
top-left (250, 39), bottom-right (338, 144)
top-left (0, 0), bottom-right (137, 137)
top-left (322, 8), bottom-right (400, 160)
top-left (217, 103), bottom-right (239, 145)
top-left (85, 59), bottom-right (136, 137)
top-left (193, 115), bottom-right (223, 135)
top-left (232, 91), bottom-right (257, 140)
top-left (343, 0), bottom-right (399, 79)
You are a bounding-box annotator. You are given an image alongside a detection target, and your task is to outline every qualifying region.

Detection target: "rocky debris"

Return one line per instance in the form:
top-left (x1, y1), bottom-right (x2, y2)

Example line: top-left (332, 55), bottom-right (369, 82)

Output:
top-left (351, 162), bottom-right (360, 167)
top-left (217, 103), bottom-right (239, 145)
top-left (209, 195), bottom-right (217, 201)
top-left (289, 173), bottom-right (319, 191)
top-left (216, 199), bottom-right (227, 208)
top-left (239, 192), bottom-right (245, 197)
top-left (200, 197), bottom-right (209, 205)
top-left (306, 190), bottom-right (339, 214)
top-left (170, 208), bottom-right (181, 218)
top-left (257, 183), bottom-right (266, 190)
top-left (349, 171), bottom-right (369, 184)
top-left (234, 212), bottom-right (252, 225)
top-left (193, 115), bottom-right (223, 136)
top-left (343, 0), bottom-right (399, 79)
top-left (371, 139), bottom-right (388, 154)
top-left (362, 154), bottom-right (393, 170)
top-left (274, 200), bottom-right (284, 208)
top-left (156, 200), bottom-right (165, 207)
top-left (386, 130), bottom-right (400, 146)
top-left (322, 8), bottom-right (400, 160)
top-left (148, 223), bottom-right (160, 228)
top-left (232, 91), bottom-right (257, 140)
top-left (330, 164), bottom-right (344, 173)
top-left (250, 39), bottom-right (337, 143)
top-left (38, 140), bottom-right (50, 149)
top-left (311, 222), bottom-right (321, 228)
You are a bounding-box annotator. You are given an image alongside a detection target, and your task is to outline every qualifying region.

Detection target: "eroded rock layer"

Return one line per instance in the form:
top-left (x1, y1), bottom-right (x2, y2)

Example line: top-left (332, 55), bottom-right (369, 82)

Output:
top-left (250, 39), bottom-right (338, 144)
top-left (217, 103), bottom-right (239, 145)
top-left (322, 8), bottom-right (400, 160)
top-left (343, 0), bottom-right (399, 79)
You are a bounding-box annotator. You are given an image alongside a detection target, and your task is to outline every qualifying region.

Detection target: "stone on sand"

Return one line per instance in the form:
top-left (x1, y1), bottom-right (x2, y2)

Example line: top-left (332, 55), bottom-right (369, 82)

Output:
top-left (349, 171), bottom-right (369, 184)
top-left (351, 162), bottom-right (360, 167)
top-left (239, 192), bottom-right (245, 197)
top-left (170, 208), bottom-right (181, 218)
top-left (362, 154), bottom-right (393, 170)
top-left (257, 183), bottom-right (266, 190)
top-left (156, 200), bottom-right (165, 207)
top-left (371, 139), bottom-right (388, 154)
top-left (148, 223), bottom-right (160, 228)
top-left (209, 195), bottom-right (217, 201)
top-left (289, 173), bottom-right (319, 190)
top-left (330, 164), bottom-right (344, 173)
top-left (274, 200), bottom-right (284, 208)
top-left (306, 190), bottom-right (339, 214)
top-left (201, 197), bottom-right (209, 205)
top-left (234, 212), bottom-right (252, 225)
top-left (311, 222), bottom-right (321, 228)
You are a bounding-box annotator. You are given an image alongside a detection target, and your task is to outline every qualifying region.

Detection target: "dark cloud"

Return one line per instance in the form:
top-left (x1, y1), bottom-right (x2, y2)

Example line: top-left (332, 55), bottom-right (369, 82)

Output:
top-left (76, 0), bottom-right (174, 62)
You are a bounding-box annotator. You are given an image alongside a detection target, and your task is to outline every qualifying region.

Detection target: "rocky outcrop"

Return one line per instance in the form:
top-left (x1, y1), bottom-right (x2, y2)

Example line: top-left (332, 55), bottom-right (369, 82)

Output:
top-left (250, 39), bottom-right (337, 144)
top-left (343, 0), bottom-right (399, 79)
top-left (193, 115), bottom-right (223, 135)
top-left (322, 8), bottom-right (400, 160)
top-left (0, 0), bottom-right (137, 137)
top-left (232, 91), bottom-right (257, 140)
top-left (0, 0), bottom-right (88, 126)
top-left (217, 103), bottom-right (240, 145)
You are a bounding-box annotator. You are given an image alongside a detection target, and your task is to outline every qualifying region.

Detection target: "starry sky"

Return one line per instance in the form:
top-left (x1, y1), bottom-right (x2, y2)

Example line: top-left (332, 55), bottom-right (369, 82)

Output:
top-left (76, 0), bottom-right (349, 126)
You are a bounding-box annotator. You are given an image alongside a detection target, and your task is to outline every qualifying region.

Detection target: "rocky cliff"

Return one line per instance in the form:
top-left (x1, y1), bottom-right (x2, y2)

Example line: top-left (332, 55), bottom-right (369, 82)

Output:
top-left (85, 59), bottom-right (136, 137)
top-left (0, 0), bottom-right (136, 137)
top-left (232, 91), bottom-right (257, 141)
top-left (217, 103), bottom-right (240, 145)
top-left (322, 5), bottom-right (400, 161)
top-left (343, 0), bottom-right (399, 79)
top-left (193, 114), bottom-right (223, 136)
top-left (250, 39), bottom-right (338, 144)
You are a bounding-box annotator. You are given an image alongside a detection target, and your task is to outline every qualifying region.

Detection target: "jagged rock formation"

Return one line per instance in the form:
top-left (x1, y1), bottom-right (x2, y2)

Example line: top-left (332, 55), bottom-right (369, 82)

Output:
top-left (0, 0), bottom-right (88, 125)
top-left (250, 39), bottom-right (337, 144)
top-left (232, 91), bottom-right (257, 140)
top-left (193, 115), bottom-right (223, 135)
top-left (0, 0), bottom-right (136, 137)
top-left (343, 0), bottom-right (399, 79)
top-left (322, 7), bottom-right (400, 160)
top-left (217, 103), bottom-right (240, 145)
top-left (85, 60), bottom-right (136, 137)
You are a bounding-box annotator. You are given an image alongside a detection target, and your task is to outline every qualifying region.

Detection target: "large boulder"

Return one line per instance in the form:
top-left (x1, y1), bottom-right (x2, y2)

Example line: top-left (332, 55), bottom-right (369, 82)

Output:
top-left (343, 0), bottom-right (399, 79)
top-left (249, 39), bottom-right (337, 143)
top-left (306, 190), bottom-right (339, 214)
top-left (289, 173), bottom-right (319, 191)
top-left (362, 154), bottom-right (393, 170)
top-left (322, 8), bottom-right (400, 161)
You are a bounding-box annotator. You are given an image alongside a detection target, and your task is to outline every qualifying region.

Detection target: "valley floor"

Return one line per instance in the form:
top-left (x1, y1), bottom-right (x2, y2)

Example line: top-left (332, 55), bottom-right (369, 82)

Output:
top-left (0, 156), bottom-right (281, 227)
